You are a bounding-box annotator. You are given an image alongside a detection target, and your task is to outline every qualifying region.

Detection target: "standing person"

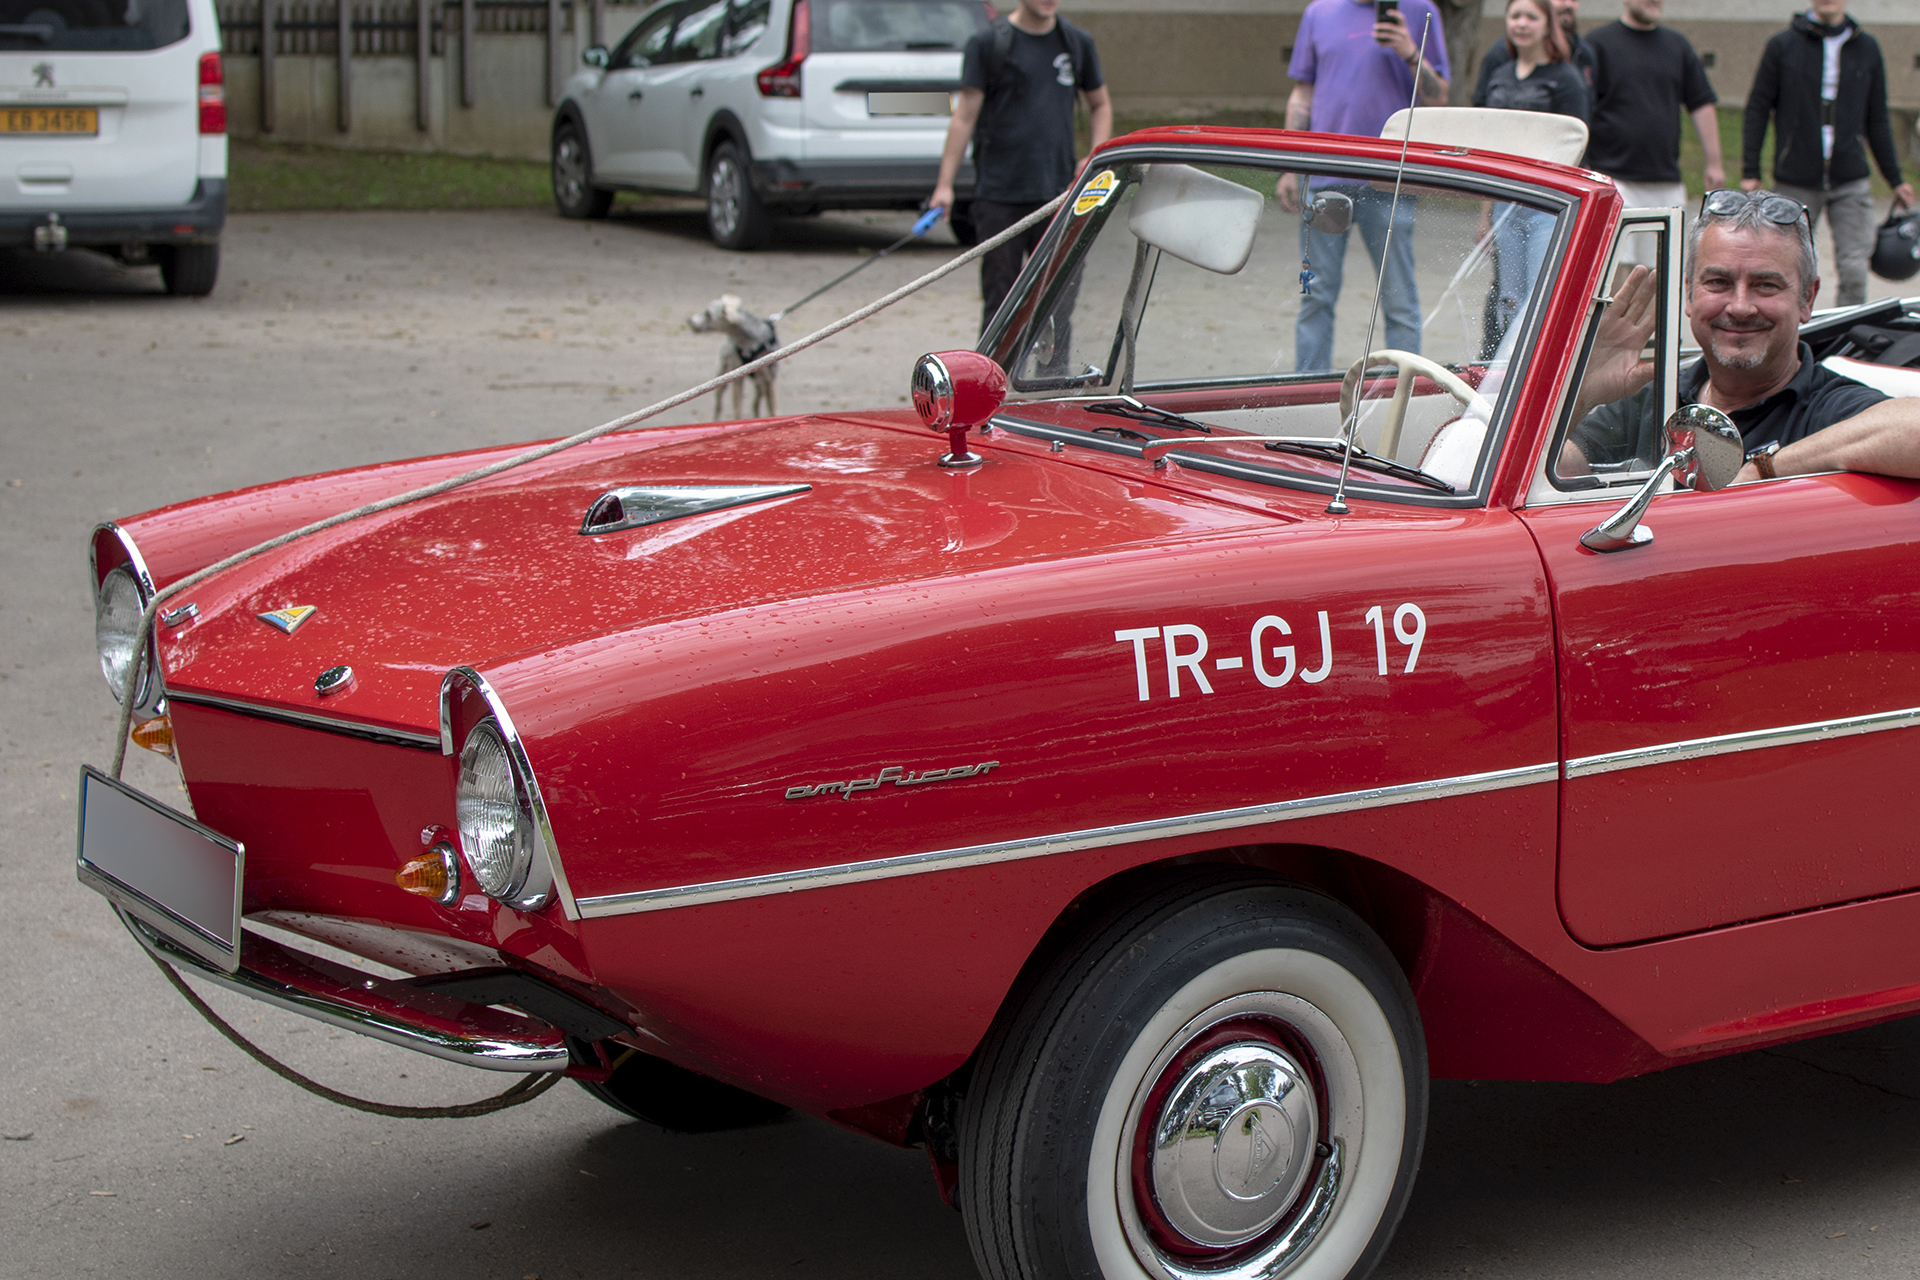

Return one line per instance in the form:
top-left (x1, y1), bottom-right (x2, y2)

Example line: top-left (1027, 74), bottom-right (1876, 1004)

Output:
top-left (1473, 0), bottom-right (1589, 347)
top-left (929, 0), bottom-right (1112, 334)
top-left (1740, 0), bottom-right (1914, 308)
top-left (1585, 0), bottom-right (1723, 241)
top-left (1474, 0), bottom-right (1594, 96)
top-left (1277, 0), bottom-right (1451, 372)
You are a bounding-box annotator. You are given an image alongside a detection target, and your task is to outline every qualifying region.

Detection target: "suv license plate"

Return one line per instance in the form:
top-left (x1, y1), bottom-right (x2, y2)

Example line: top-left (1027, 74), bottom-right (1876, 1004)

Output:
top-left (76, 765), bottom-right (243, 973)
top-left (1, 106), bottom-right (99, 134)
top-left (868, 92), bottom-right (951, 116)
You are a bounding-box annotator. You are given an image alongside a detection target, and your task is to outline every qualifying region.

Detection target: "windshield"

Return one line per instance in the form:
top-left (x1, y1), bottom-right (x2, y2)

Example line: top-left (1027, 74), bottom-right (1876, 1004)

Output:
top-left (0, 0), bottom-right (188, 50)
top-left (983, 153), bottom-right (1570, 502)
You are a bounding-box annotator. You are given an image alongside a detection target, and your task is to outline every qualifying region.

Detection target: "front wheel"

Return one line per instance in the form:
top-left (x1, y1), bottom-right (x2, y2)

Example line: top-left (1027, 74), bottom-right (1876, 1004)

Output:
top-left (705, 139), bottom-right (771, 250)
top-left (958, 874), bottom-right (1426, 1280)
top-left (552, 121), bottom-right (613, 219)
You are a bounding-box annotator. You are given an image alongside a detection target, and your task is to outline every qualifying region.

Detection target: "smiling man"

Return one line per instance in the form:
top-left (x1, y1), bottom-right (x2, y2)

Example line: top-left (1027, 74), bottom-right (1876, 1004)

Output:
top-left (1564, 188), bottom-right (1920, 481)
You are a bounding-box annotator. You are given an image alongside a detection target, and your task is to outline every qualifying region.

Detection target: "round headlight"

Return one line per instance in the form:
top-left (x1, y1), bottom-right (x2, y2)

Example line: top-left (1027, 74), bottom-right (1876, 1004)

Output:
top-left (95, 566), bottom-right (146, 705)
top-left (456, 721), bottom-right (532, 900)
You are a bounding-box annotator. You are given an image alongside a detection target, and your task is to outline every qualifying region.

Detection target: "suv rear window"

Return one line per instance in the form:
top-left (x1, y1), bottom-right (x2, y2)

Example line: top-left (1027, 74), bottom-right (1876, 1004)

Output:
top-left (811, 0), bottom-right (986, 53)
top-left (0, 0), bottom-right (190, 51)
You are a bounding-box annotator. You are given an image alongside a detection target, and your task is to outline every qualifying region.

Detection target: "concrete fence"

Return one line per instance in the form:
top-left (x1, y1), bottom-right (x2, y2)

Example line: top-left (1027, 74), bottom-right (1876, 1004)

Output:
top-left (218, 0), bottom-right (1920, 165)
top-left (219, 0), bottom-right (645, 156)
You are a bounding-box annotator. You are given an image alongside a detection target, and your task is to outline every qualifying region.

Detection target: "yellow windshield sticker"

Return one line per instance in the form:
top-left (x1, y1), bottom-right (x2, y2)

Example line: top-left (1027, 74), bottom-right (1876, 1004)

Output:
top-left (1074, 170), bottom-right (1118, 215)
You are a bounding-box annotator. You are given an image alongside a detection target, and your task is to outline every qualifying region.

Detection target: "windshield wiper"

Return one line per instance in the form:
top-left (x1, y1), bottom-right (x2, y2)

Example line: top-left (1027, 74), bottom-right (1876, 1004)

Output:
top-left (1259, 438), bottom-right (1455, 494)
top-left (1084, 396), bottom-right (1213, 434)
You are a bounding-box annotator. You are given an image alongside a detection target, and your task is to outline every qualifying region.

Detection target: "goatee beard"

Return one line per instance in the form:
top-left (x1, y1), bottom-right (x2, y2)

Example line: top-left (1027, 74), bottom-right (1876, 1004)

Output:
top-left (1712, 344), bottom-right (1766, 370)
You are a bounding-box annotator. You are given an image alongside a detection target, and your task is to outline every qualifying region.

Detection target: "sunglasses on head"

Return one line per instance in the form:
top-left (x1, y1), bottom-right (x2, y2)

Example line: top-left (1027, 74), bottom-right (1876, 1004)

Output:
top-left (1699, 189), bottom-right (1813, 235)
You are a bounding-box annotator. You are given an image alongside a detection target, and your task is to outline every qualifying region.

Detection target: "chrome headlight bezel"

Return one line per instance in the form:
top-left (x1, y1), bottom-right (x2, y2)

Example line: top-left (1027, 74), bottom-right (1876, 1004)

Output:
top-left (440, 666), bottom-right (568, 916)
top-left (90, 523), bottom-right (164, 714)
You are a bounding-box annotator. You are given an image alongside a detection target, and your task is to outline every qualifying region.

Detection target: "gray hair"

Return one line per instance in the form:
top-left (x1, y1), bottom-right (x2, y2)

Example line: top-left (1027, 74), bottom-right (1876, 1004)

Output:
top-left (1684, 194), bottom-right (1819, 304)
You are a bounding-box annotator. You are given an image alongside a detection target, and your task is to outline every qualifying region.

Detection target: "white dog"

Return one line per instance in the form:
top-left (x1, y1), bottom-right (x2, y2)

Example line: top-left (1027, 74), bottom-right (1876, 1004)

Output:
top-left (687, 294), bottom-right (779, 419)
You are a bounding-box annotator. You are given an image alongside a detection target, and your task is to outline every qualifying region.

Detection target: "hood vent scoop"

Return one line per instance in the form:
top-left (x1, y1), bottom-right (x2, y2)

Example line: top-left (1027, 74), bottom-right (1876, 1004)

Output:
top-left (579, 484), bottom-right (812, 536)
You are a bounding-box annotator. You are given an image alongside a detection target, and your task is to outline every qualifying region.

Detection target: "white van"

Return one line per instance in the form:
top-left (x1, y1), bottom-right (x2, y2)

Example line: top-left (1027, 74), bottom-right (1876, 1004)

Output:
top-left (552, 0), bottom-right (984, 249)
top-left (1, 0), bottom-right (227, 294)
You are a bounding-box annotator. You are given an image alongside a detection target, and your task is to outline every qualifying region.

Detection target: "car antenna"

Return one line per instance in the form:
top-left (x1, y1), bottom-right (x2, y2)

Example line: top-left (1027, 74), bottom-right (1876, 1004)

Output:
top-left (1326, 12), bottom-right (1434, 517)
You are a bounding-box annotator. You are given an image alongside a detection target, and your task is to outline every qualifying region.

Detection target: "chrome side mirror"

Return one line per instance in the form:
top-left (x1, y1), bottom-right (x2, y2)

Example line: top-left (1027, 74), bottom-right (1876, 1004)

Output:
top-left (1304, 191), bottom-right (1352, 235)
top-left (1580, 405), bottom-right (1742, 552)
top-left (582, 44), bottom-right (610, 68)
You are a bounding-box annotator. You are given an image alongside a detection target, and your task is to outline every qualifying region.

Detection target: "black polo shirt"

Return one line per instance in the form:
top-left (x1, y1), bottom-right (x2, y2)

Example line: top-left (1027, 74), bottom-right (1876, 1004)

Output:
top-left (1571, 343), bottom-right (1888, 470)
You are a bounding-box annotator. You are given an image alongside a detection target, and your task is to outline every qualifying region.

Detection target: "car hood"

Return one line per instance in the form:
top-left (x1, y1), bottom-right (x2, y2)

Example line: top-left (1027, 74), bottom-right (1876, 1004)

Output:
top-left (153, 413), bottom-right (1300, 736)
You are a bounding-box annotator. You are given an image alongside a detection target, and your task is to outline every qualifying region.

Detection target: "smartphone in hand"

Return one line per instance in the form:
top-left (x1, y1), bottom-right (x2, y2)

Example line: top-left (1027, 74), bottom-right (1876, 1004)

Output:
top-left (1374, 0), bottom-right (1399, 41)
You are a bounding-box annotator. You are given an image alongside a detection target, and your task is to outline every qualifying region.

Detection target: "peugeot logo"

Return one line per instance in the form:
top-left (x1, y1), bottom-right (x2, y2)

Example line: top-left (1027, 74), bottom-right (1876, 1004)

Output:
top-left (33, 62), bottom-right (54, 88)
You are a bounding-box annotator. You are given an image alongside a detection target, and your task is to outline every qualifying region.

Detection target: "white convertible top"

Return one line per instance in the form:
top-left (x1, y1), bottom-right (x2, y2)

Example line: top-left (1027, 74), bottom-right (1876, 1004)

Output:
top-left (1380, 107), bottom-right (1590, 168)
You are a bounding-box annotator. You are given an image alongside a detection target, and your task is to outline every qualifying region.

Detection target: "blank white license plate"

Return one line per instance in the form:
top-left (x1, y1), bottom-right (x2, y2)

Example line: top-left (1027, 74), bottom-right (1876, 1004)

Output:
top-left (76, 765), bottom-right (243, 973)
top-left (868, 91), bottom-right (952, 116)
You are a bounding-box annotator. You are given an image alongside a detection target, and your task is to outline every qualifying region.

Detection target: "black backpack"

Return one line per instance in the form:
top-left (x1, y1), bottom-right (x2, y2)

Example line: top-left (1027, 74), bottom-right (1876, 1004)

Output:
top-left (1871, 202), bottom-right (1920, 283)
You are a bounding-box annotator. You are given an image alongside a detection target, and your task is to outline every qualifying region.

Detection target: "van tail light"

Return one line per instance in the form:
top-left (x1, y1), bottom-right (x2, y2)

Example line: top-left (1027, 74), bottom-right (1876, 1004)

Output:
top-left (756, 0), bottom-right (807, 97)
top-left (198, 51), bottom-right (226, 134)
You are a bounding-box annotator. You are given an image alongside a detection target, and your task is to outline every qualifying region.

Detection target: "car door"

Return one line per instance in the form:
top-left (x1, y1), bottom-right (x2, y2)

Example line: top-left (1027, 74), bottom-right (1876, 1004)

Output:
top-left (584, 1), bottom-right (681, 183)
top-left (1521, 214), bottom-right (1920, 948)
top-left (634, 0), bottom-right (728, 190)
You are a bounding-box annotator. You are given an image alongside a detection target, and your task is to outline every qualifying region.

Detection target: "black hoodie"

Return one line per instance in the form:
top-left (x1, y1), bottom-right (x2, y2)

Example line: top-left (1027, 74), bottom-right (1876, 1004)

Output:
top-left (1742, 11), bottom-right (1904, 190)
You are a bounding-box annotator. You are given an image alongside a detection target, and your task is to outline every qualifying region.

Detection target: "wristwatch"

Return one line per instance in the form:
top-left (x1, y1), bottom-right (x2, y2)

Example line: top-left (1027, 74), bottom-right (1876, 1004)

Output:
top-left (1747, 441), bottom-right (1781, 479)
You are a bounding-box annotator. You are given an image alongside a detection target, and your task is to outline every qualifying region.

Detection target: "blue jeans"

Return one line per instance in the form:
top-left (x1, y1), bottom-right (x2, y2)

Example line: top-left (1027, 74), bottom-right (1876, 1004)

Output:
top-left (1489, 204), bottom-right (1554, 349)
top-left (1296, 184), bottom-right (1421, 373)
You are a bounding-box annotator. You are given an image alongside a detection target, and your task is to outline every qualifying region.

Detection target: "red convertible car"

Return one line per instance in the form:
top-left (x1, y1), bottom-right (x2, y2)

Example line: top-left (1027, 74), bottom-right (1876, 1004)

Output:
top-left (78, 115), bottom-right (1920, 1280)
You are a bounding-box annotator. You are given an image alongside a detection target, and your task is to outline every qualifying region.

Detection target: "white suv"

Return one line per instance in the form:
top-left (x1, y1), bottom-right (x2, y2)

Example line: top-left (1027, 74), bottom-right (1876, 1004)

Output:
top-left (551, 0), bottom-right (984, 249)
top-left (1, 0), bottom-right (226, 294)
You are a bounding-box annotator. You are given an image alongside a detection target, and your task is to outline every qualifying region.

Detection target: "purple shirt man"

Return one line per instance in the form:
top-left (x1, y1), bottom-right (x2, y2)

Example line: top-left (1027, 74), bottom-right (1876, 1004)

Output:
top-left (1280, 0), bottom-right (1451, 371)
top-left (1287, 0), bottom-right (1450, 139)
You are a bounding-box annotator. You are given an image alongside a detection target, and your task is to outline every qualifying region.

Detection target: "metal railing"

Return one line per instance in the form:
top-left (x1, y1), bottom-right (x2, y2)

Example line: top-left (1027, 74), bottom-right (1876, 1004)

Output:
top-left (218, 0), bottom-right (627, 132)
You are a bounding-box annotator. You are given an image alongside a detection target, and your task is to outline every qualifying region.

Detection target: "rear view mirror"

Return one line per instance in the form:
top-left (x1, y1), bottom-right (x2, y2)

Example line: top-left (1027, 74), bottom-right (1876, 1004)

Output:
top-left (1580, 405), bottom-right (1743, 552)
top-left (1304, 191), bottom-right (1352, 235)
top-left (1127, 164), bottom-right (1264, 275)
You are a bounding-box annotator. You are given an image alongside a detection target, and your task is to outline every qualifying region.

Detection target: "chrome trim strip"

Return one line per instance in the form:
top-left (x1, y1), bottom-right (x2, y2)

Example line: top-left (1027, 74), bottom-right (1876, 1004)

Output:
top-left (1566, 704), bottom-right (1920, 779)
top-left (165, 690), bottom-right (441, 750)
top-left (439, 666), bottom-right (582, 922)
top-left (119, 911), bottom-right (569, 1073)
top-left (576, 761), bottom-right (1558, 918)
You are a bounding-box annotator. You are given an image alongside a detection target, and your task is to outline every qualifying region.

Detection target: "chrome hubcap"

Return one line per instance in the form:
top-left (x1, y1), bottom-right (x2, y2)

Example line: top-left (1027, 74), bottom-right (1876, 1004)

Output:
top-left (554, 136), bottom-right (586, 203)
top-left (1150, 1041), bottom-right (1319, 1247)
top-left (710, 156), bottom-right (741, 237)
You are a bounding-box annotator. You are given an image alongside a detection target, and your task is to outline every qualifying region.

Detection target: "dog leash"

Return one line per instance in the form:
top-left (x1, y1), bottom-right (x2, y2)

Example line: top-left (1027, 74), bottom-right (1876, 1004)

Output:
top-left (768, 207), bottom-right (946, 323)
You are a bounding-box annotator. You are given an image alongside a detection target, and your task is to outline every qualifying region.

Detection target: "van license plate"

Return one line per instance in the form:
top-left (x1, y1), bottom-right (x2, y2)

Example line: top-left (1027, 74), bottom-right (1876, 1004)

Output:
top-left (2, 107), bottom-right (99, 134)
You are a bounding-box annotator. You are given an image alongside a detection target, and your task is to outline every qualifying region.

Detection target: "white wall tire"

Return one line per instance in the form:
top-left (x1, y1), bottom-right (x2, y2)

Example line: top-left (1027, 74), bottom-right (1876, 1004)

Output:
top-left (959, 875), bottom-right (1425, 1280)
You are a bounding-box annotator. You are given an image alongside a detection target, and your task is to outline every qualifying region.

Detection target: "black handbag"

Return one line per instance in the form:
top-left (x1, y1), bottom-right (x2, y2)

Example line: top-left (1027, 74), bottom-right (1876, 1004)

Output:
top-left (1871, 201), bottom-right (1920, 282)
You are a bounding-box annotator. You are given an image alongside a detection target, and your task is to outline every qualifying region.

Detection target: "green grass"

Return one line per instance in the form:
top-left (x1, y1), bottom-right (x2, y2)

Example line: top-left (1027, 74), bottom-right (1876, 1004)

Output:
top-left (229, 140), bottom-right (554, 212)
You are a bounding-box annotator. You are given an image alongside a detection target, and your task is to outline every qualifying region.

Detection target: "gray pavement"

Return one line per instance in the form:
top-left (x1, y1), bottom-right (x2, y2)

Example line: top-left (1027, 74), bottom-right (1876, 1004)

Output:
top-left (5, 206), bottom-right (1920, 1280)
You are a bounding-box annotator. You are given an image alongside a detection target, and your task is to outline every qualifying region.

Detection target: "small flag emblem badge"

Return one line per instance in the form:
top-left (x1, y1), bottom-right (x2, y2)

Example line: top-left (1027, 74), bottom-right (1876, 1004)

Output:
top-left (258, 606), bottom-right (317, 634)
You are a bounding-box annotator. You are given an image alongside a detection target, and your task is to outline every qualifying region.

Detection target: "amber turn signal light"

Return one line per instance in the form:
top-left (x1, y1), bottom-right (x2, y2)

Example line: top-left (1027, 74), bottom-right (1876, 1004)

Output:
top-left (396, 842), bottom-right (461, 907)
top-left (131, 715), bottom-right (176, 759)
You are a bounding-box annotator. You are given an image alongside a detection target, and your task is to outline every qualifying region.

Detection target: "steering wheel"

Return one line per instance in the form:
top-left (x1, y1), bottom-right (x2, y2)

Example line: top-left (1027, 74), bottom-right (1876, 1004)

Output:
top-left (1338, 350), bottom-right (1495, 460)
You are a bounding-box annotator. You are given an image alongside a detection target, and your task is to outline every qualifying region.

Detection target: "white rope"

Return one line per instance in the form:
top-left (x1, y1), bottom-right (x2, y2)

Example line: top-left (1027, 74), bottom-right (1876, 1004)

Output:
top-left (108, 194), bottom-right (1066, 779)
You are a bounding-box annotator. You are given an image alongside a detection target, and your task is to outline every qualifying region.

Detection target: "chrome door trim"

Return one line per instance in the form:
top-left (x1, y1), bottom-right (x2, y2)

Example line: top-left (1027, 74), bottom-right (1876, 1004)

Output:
top-left (165, 689), bottom-right (441, 750)
top-left (575, 761), bottom-right (1558, 918)
top-left (1565, 704), bottom-right (1920, 780)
